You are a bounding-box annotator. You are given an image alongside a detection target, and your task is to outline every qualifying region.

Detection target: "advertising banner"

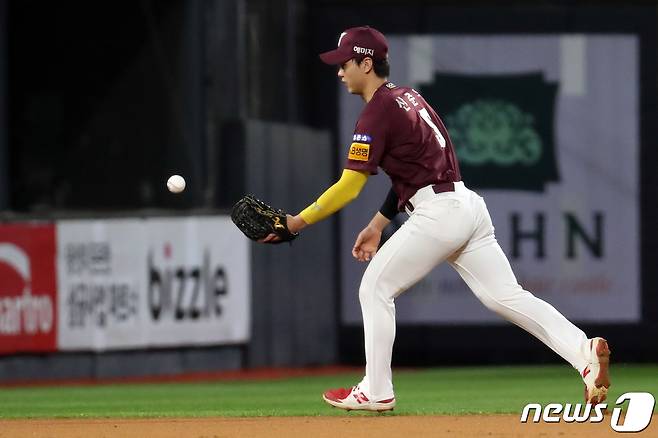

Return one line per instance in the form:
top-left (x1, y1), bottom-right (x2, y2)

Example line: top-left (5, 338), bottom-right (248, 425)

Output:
top-left (340, 35), bottom-right (639, 324)
top-left (143, 217), bottom-right (250, 347)
top-left (0, 223), bottom-right (57, 354)
top-left (57, 216), bottom-right (250, 351)
top-left (56, 219), bottom-right (145, 350)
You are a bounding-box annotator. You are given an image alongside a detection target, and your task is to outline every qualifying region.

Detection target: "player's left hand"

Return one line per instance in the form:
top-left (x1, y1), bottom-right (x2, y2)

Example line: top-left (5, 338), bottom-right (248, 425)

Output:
top-left (259, 215), bottom-right (306, 243)
top-left (352, 225), bottom-right (381, 262)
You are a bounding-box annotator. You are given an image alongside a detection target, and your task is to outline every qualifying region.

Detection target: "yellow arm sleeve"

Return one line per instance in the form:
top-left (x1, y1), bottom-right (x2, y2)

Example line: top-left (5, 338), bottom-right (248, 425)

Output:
top-left (299, 169), bottom-right (368, 224)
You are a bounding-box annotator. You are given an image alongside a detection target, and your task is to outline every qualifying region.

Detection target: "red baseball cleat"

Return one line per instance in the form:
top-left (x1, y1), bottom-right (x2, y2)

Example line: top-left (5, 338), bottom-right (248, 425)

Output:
top-left (322, 385), bottom-right (395, 412)
top-left (582, 337), bottom-right (611, 404)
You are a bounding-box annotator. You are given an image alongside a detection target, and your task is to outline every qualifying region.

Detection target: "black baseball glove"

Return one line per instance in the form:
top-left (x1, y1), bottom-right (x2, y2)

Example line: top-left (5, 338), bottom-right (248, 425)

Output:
top-left (231, 194), bottom-right (299, 244)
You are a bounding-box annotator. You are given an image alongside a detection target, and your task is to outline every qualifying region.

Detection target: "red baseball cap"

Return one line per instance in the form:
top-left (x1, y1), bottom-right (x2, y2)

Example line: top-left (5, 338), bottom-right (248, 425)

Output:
top-left (319, 26), bottom-right (388, 65)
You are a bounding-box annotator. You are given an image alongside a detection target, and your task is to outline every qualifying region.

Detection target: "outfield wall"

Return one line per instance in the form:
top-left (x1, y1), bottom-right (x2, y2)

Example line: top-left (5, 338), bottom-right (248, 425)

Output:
top-left (0, 121), bottom-right (339, 382)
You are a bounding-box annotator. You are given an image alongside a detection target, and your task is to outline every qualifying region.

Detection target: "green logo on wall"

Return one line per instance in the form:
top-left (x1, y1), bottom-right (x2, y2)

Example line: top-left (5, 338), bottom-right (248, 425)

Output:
top-left (447, 100), bottom-right (542, 166)
top-left (420, 73), bottom-right (559, 191)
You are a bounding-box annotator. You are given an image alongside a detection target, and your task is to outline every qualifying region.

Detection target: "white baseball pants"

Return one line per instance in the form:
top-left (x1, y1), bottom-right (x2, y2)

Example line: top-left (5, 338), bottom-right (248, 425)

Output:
top-left (357, 182), bottom-right (591, 401)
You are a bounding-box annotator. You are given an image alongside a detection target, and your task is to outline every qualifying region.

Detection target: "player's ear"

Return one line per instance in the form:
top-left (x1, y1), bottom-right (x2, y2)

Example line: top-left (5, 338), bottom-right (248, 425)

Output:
top-left (362, 57), bottom-right (374, 74)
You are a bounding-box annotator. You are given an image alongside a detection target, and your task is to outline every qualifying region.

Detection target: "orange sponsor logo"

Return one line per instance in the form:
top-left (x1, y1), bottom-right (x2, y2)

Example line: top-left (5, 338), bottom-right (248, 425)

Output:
top-left (348, 143), bottom-right (370, 161)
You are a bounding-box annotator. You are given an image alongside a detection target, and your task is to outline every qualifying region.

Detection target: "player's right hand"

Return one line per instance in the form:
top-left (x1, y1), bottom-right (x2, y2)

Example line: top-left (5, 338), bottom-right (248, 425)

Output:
top-left (352, 225), bottom-right (382, 262)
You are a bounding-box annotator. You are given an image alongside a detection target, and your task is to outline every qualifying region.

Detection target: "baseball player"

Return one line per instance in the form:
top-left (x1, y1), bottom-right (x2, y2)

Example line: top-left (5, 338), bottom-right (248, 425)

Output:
top-left (262, 26), bottom-right (611, 412)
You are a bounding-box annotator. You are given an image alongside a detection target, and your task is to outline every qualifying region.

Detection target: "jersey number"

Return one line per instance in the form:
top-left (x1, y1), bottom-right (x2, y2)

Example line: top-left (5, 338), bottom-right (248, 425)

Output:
top-left (419, 108), bottom-right (446, 148)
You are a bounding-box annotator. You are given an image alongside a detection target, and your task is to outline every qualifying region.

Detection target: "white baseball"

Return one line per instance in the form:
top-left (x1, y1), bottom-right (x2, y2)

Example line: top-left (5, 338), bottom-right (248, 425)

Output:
top-left (167, 175), bottom-right (186, 193)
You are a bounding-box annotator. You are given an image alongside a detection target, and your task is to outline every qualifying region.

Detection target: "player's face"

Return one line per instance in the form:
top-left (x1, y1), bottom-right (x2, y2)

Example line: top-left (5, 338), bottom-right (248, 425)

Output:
top-left (338, 59), bottom-right (365, 95)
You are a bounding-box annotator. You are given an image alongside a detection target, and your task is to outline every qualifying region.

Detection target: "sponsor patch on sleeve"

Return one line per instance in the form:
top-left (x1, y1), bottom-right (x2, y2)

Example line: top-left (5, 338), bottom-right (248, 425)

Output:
top-left (348, 142), bottom-right (370, 161)
top-left (352, 133), bottom-right (372, 143)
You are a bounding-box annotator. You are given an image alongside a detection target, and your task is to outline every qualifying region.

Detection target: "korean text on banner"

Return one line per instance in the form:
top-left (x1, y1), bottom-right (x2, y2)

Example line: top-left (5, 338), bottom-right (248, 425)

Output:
top-left (57, 216), bottom-right (250, 351)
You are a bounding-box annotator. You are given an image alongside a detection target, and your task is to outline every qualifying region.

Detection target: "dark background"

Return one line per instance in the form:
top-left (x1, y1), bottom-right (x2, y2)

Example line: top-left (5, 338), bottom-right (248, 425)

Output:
top-left (0, 0), bottom-right (656, 378)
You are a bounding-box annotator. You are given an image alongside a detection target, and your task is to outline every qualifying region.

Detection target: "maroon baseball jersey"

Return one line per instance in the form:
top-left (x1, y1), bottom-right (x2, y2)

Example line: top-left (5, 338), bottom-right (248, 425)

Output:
top-left (345, 82), bottom-right (461, 211)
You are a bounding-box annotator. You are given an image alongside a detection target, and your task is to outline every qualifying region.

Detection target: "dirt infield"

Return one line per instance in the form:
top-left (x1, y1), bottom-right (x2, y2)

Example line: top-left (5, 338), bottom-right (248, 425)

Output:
top-left (1, 415), bottom-right (655, 438)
